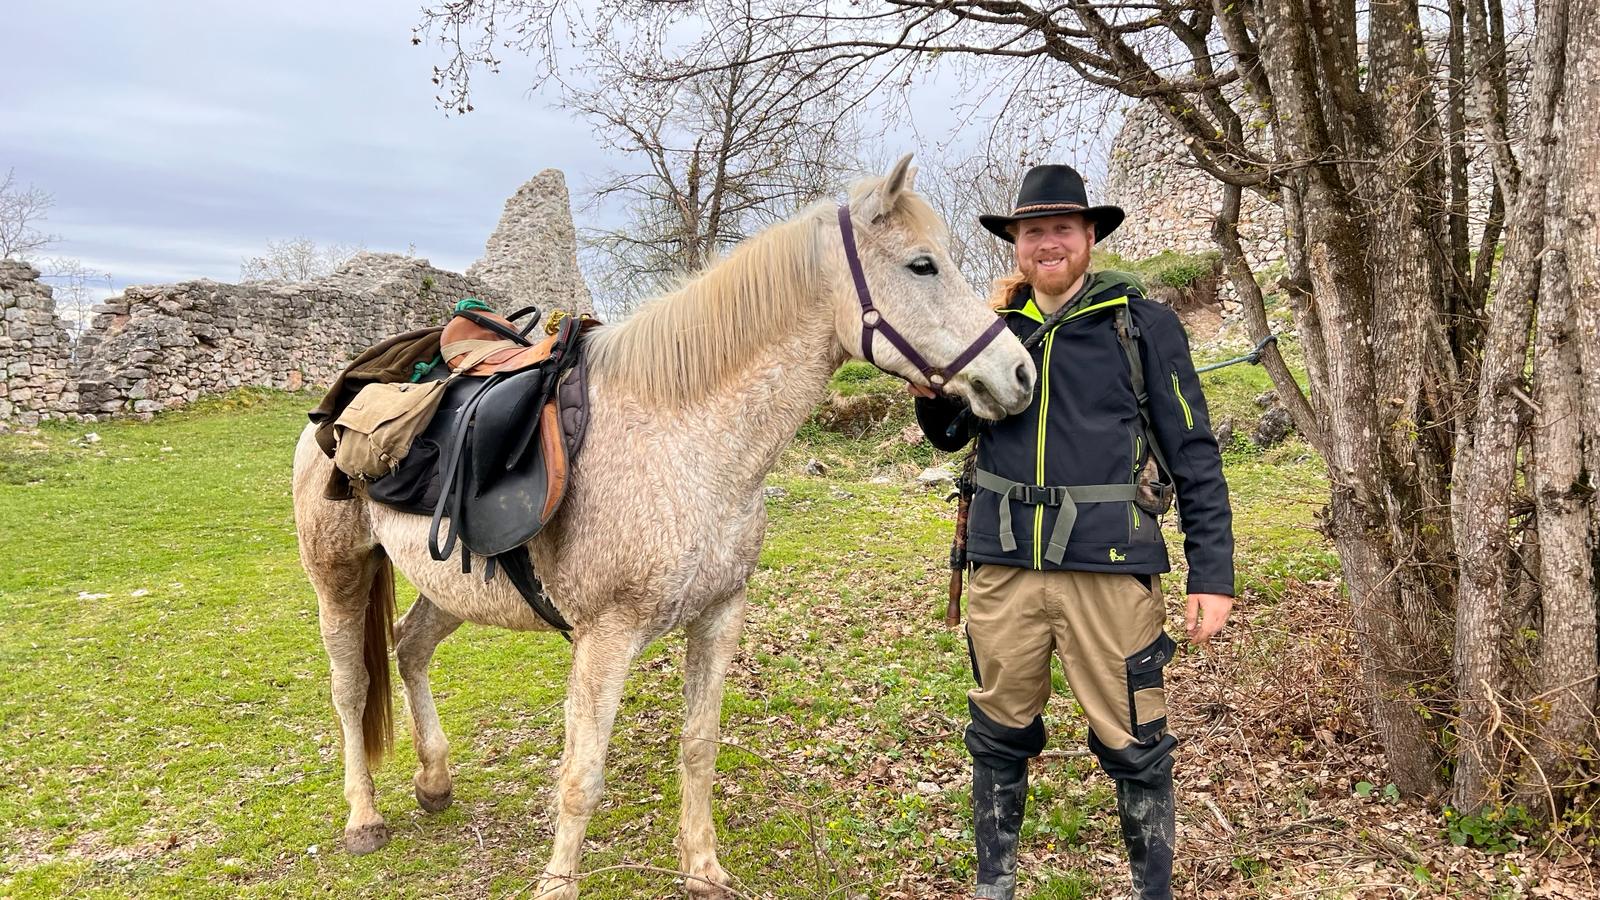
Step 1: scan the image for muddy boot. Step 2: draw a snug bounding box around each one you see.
[1116,773,1175,900]
[973,758,1028,900]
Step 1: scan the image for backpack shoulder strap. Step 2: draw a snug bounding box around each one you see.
[1115,305,1173,479]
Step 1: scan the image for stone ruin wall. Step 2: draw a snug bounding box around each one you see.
[0,260,76,424]
[70,256,503,421]
[0,169,589,427]
[469,169,593,319]
[1100,104,1287,271]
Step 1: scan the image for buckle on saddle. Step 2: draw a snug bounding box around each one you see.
[1010,484,1066,506]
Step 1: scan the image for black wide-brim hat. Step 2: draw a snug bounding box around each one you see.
[979,164,1125,243]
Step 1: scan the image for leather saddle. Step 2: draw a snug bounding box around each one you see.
[365,306,595,632]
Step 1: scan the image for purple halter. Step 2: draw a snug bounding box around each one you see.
[838,204,1009,393]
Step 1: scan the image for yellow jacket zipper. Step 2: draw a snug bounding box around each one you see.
[1033,329,1058,569]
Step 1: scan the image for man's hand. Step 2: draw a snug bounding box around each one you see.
[905,382,938,399]
[1184,593,1234,645]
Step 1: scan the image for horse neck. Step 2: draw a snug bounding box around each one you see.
[588,213,850,493]
[705,320,846,495]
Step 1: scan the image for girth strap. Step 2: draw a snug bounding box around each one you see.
[497,547,572,637]
[973,468,1139,564]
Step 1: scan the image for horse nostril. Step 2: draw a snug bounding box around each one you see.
[1015,363,1032,391]
[971,377,991,397]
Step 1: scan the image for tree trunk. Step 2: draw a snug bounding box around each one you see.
[1256,0,1447,795]
[1450,0,1570,811]
[1527,170,1596,799]
[1212,183,1323,453]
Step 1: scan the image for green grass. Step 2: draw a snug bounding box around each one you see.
[0,386,1338,898]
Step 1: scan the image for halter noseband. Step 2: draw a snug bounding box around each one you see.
[837,204,1009,393]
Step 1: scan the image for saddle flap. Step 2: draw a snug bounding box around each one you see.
[466,368,547,477]
[454,369,554,556]
[537,399,568,521]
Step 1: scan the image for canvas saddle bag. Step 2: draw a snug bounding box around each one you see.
[330,343,506,481]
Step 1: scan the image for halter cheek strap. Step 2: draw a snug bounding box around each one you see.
[837,204,1009,392]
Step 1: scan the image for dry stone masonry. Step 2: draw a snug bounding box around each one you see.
[0,174,590,426]
[468,169,593,319]
[1101,101,1286,270]
[0,260,77,427]
[71,255,501,420]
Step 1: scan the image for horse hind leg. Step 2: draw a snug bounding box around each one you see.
[537,622,643,900]
[294,425,396,854]
[311,548,397,855]
[394,593,462,813]
[677,593,745,896]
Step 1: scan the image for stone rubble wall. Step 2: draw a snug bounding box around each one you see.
[1101,104,1286,271]
[0,172,593,427]
[1101,40,1529,278]
[0,260,77,427]
[69,254,503,421]
[468,169,594,319]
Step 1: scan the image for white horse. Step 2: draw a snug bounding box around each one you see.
[291,156,1034,897]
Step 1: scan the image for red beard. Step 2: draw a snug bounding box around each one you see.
[1021,250,1091,298]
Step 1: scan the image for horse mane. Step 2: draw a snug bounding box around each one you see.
[587,175,947,410]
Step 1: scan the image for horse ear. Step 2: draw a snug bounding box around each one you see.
[872,154,916,221]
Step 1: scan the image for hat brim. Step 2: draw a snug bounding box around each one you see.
[980,205,1125,244]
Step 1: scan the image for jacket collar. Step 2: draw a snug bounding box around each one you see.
[997,271,1143,325]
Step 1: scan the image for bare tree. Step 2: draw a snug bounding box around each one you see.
[918,149,1034,293]
[561,19,863,313]
[239,237,363,283]
[424,0,1600,816]
[0,168,60,260]
[38,258,113,354]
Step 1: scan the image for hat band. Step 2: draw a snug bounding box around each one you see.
[1011,202,1087,215]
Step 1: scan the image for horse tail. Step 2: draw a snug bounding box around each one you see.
[361,549,397,768]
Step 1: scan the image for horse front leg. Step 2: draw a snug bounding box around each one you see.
[393,594,462,812]
[537,623,642,900]
[677,592,745,895]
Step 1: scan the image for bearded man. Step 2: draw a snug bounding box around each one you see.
[913,164,1236,899]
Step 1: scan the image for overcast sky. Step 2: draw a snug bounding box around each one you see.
[3,1,610,293]
[4,2,1113,299]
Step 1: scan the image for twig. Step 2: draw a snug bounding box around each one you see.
[1276,882,1415,898]
[1507,383,1542,414]
[1479,678,1560,824]
[1202,795,1235,835]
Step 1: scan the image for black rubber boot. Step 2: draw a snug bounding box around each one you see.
[973,758,1028,900]
[1116,772,1175,900]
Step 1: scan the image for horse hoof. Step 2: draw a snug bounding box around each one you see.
[684,861,731,896]
[344,822,391,855]
[534,877,578,900]
[416,784,453,813]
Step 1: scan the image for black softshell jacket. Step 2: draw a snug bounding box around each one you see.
[917,275,1235,596]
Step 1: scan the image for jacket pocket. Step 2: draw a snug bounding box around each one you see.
[1125,632,1176,743]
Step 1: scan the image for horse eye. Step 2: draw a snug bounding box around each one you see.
[907,256,938,276]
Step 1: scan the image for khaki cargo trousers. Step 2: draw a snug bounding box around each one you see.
[964,564,1177,779]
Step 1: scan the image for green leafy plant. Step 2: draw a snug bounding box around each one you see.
[1443,804,1535,853]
